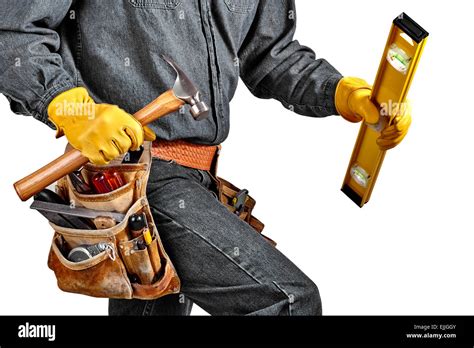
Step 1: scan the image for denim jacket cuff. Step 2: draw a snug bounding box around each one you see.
[36,82,78,127]
[323,74,343,116]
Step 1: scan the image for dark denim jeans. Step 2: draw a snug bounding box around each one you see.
[109,159,322,316]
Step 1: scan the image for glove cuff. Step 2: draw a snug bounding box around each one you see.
[335,77,372,123]
[47,87,94,138]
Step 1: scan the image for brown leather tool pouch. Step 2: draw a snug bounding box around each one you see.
[214,176,276,247]
[48,142,180,299]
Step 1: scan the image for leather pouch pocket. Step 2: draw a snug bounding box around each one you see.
[215,176,276,247]
[48,199,180,299]
[48,229,132,299]
[57,143,152,214]
[119,235,157,285]
[67,178,135,214]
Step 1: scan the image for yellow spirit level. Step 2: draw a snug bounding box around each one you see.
[341,13,429,207]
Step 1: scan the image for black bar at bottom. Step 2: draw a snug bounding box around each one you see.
[0,316,473,346]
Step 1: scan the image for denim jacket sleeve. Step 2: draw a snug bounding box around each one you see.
[238,0,343,117]
[0,0,76,126]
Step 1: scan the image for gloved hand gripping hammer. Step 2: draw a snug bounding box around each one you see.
[14,56,209,201]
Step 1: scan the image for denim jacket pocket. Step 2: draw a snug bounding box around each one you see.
[224,0,256,14]
[128,0,181,10]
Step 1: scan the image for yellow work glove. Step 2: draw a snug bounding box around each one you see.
[377,103,412,151]
[48,87,155,165]
[335,77,411,150]
[335,77,380,124]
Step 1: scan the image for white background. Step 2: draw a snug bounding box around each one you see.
[0,0,472,315]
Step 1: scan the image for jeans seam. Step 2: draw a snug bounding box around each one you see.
[150,206,264,286]
[142,300,155,316]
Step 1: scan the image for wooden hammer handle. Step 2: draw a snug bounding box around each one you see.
[14,89,184,201]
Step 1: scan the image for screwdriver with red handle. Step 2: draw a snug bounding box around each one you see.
[91,170,125,194]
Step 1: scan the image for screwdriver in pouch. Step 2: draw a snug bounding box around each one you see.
[91,170,125,194]
[69,170,92,194]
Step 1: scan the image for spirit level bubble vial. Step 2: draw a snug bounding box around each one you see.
[341,13,429,207]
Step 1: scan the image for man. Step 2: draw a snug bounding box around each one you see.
[0,0,409,315]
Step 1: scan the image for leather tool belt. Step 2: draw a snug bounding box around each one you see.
[151,139,218,171]
[152,139,276,246]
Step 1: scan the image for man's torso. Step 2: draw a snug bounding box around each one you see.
[60,0,260,144]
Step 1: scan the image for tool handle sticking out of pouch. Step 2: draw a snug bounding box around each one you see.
[232,189,249,216]
[129,212,153,247]
[69,170,92,194]
[122,146,144,164]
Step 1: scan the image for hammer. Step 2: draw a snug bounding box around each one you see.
[14,56,209,201]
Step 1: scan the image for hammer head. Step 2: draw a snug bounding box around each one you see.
[162,55,210,121]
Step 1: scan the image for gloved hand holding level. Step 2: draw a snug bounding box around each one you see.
[335,77,411,150]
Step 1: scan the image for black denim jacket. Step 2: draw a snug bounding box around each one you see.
[0,0,342,144]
